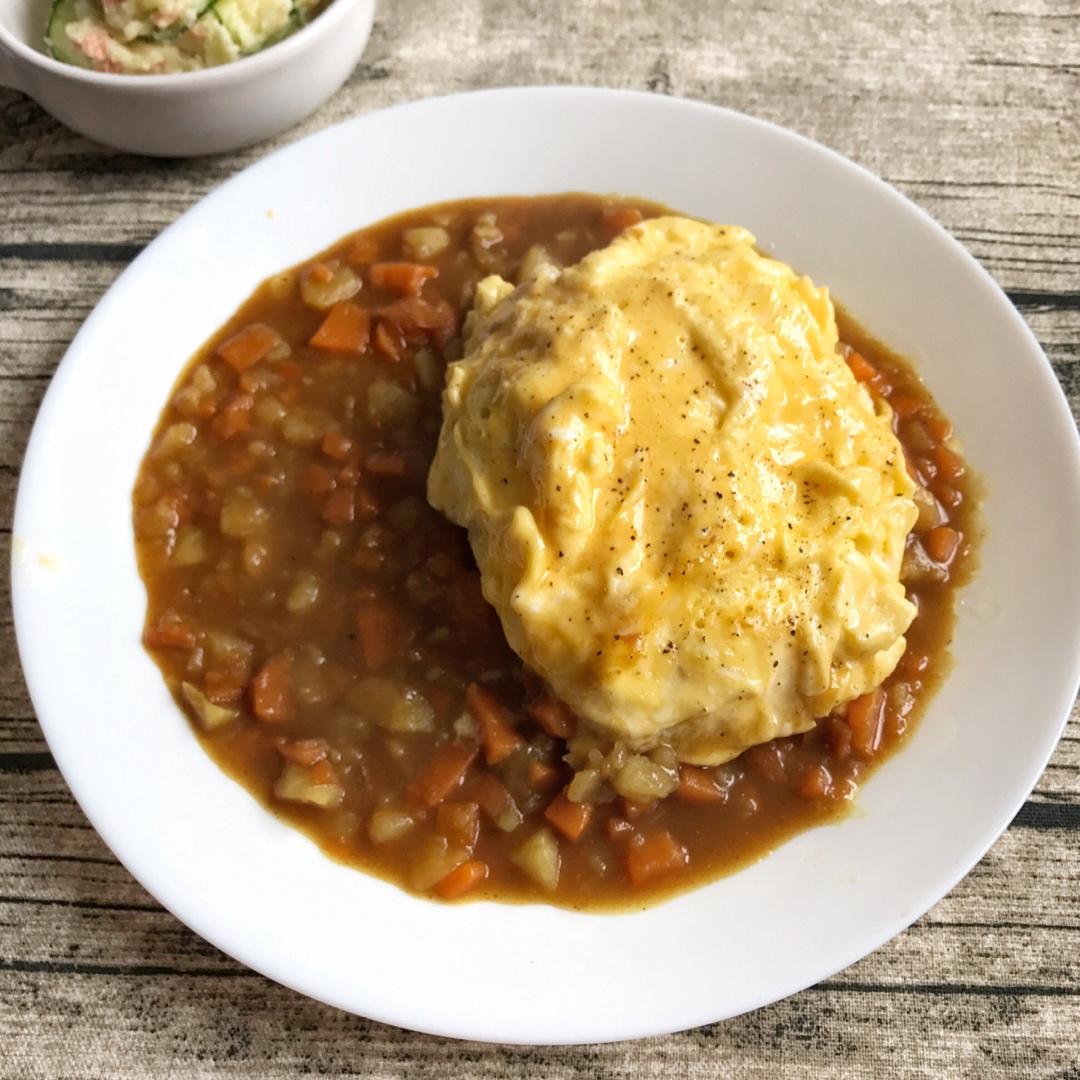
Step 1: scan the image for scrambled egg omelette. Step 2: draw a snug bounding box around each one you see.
[428,217,918,764]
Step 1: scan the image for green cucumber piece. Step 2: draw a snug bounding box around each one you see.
[45,0,92,67]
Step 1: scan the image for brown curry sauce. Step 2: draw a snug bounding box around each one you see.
[133,195,978,909]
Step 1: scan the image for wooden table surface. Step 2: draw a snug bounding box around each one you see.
[1,1,1078,1075]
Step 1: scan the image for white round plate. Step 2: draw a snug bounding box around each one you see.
[12,88,1080,1045]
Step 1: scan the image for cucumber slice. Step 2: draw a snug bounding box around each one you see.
[145,0,218,44]
[45,0,92,67]
[213,0,292,54]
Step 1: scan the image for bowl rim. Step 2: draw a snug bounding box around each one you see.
[11,86,1080,1044]
[0,0,371,89]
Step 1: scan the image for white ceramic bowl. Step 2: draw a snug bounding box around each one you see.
[0,0,374,156]
[12,88,1080,1044]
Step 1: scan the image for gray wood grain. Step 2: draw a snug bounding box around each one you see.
[1,0,1078,1075]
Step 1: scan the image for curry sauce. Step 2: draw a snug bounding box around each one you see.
[133,194,979,909]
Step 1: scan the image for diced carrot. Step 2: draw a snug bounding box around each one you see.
[600,205,644,239]
[425,684,457,720]
[250,652,292,723]
[365,450,408,479]
[377,298,457,348]
[303,462,337,496]
[846,351,879,384]
[309,302,371,354]
[347,234,379,266]
[143,613,196,650]
[333,461,358,488]
[321,430,355,461]
[210,393,254,441]
[466,683,524,764]
[406,742,479,808]
[277,360,303,382]
[933,445,966,484]
[622,798,655,822]
[216,324,280,372]
[746,742,787,784]
[448,572,495,629]
[527,760,561,791]
[925,414,953,443]
[822,716,853,759]
[795,763,833,799]
[926,525,961,565]
[436,859,489,900]
[472,770,518,825]
[898,649,930,677]
[626,829,689,885]
[274,737,329,766]
[278,383,300,407]
[372,319,407,362]
[889,393,925,421]
[204,671,244,705]
[356,601,411,669]
[847,687,885,758]
[435,801,481,850]
[526,698,576,739]
[368,262,439,297]
[675,765,726,805]
[544,791,593,841]
[322,488,354,525]
[936,484,963,511]
[355,485,380,519]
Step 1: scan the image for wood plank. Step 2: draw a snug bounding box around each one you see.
[0,0,1078,1072]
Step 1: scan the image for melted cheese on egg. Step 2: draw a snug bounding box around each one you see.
[428,217,918,764]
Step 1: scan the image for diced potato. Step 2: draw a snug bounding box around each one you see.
[413,347,443,392]
[174,365,217,416]
[316,530,343,559]
[171,526,207,566]
[613,754,678,801]
[368,807,417,844]
[387,497,426,532]
[516,244,556,283]
[255,396,287,425]
[203,630,255,677]
[220,495,268,537]
[405,570,441,605]
[136,498,179,539]
[367,380,419,428]
[912,484,947,531]
[566,767,605,804]
[281,408,327,446]
[409,834,468,890]
[402,226,450,259]
[511,828,561,890]
[901,538,948,586]
[242,540,269,575]
[347,677,435,733]
[299,262,362,310]
[181,681,238,731]
[156,422,197,457]
[452,711,478,741]
[286,572,321,614]
[273,762,345,809]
